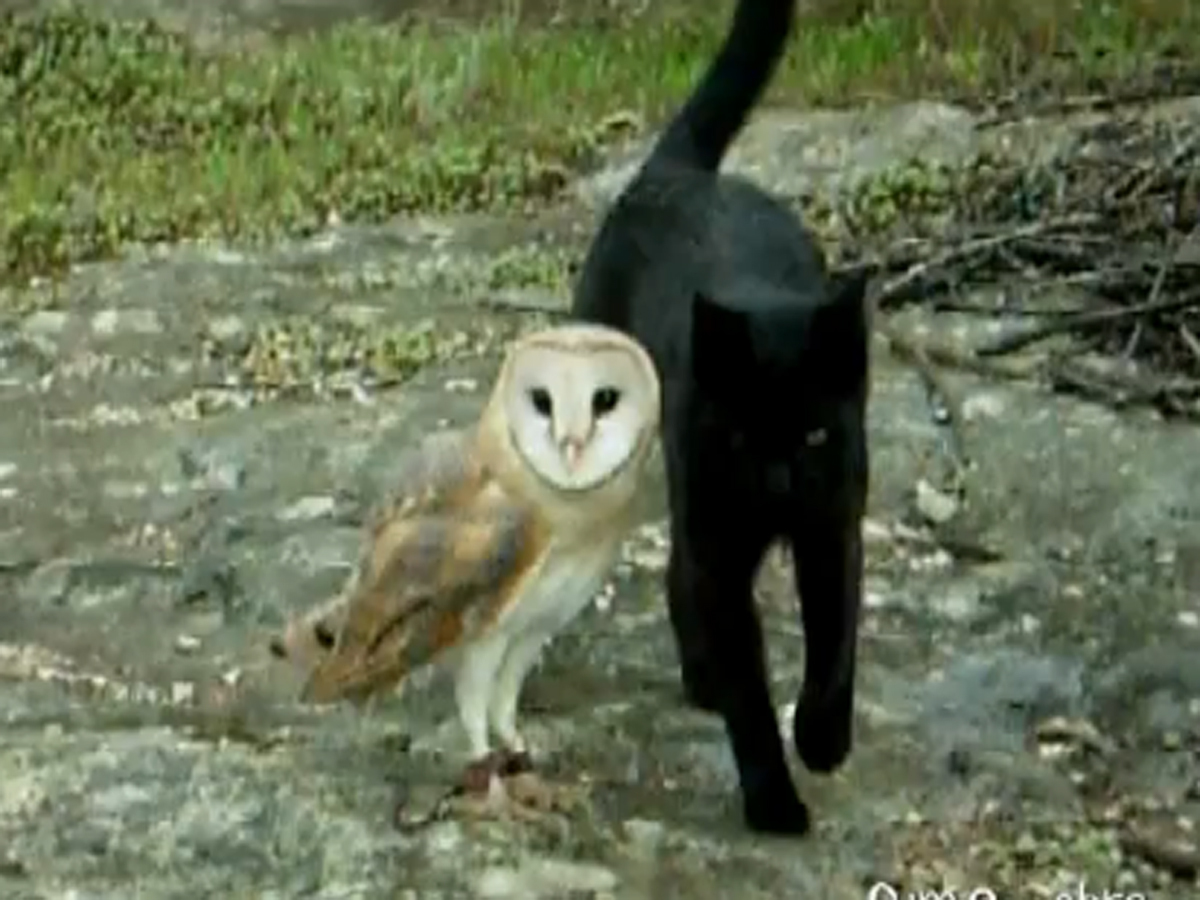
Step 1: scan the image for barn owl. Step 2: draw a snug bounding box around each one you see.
[270,323,661,815]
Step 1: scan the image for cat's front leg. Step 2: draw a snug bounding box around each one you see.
[789,506,863,774]
[668,530,810,835]
[666,540,721,712]
[662,447,724,712]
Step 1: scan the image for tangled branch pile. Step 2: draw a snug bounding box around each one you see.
[855,115,1200,419]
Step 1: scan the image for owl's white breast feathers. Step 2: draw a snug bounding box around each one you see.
[490,531,623,638]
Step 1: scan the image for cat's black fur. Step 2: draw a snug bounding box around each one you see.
[571,0,871,835]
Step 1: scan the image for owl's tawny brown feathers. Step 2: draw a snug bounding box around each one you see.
[277,323,661,779]
[299,438,551,704]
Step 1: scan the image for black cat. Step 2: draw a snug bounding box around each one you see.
[571,0,871,836]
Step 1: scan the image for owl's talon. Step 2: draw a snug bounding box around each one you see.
[441,770,523,822]
[497,748,535,777]
[457,747,534,791]
[459,748,527,795]
[436,766,585,823]
[459,755,499,795]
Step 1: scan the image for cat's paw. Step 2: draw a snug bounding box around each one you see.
[792,694,852,774]
[742,784,811,836]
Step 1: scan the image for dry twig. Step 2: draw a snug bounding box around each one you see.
[840,115,1200,419]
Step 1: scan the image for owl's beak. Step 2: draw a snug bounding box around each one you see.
[560,437,584,470]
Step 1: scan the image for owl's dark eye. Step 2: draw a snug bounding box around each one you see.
[314,623,336,649]
[592,387,621,417]
[529,387,553,417]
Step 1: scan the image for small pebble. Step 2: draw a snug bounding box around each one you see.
[174,634,201,654]
[864,589,890,609]
[206,315,246,341]
[1014,831,1038,859]
[276,495,336,522]
[914,478,959,524]
[170,681,195,705]
[1115,869,1140,889]
[961,391,1006,422]
[593,581,616,613]
[22,310,70,337]
[91,308,162,336]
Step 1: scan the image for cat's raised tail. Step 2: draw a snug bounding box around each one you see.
[649,0,796,173]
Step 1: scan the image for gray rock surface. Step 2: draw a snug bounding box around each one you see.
[3,10,1200,898]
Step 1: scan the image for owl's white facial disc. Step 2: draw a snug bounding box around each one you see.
[503,335,657,493]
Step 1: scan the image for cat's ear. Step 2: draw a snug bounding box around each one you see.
[814,267,872,384]
[818,267,870,341]
[691,292,753,388]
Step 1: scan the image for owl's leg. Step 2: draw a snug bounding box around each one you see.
[486,629,587,816]
[488,629,552,772]
[668,521,811,836]
[429,635,576,824]
[452,635,512,796]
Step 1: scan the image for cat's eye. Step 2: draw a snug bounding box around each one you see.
[805,428,828,447]
[592,387,621,417]
[529,387,553,417]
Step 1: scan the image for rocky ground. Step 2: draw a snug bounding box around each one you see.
[3,16,1200,900]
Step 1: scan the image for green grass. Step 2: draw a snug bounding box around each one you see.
[1,0,1196,285]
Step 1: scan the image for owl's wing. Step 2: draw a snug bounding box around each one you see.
[365,426,488,525]
[269,427,487,667]
[300,487,549,705]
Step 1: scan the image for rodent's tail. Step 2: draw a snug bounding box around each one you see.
[649,0,796,172]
